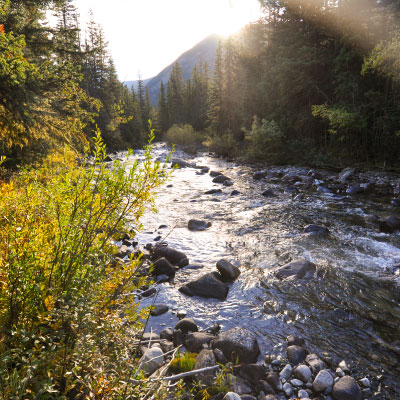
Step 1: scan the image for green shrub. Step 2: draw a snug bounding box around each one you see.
[0,127,172,398]
[169,352,197,373]
[245,117,284,161]
[165,124,204,146]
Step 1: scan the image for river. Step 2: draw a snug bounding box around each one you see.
[117,143,400,396]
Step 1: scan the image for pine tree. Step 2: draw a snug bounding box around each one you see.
[157,81,169,133]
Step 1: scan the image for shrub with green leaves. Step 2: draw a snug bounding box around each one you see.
[0,127,172,398]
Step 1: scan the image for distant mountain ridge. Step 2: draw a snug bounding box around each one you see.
[124,34,220,104]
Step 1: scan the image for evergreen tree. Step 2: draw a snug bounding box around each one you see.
[157,81,169,133]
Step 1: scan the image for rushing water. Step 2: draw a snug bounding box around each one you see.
[118,143,400,395]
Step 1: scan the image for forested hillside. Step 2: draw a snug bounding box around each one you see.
[0,0,148,162]
[159,0,400,166]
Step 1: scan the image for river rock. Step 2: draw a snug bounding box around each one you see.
[283,382,293,396]
[391,198,400,207]
[393,182,400,196]
[346,184,364,194]
[171,158,192,168]
[185,332,214,353]
[294,364,312,382]
[231,190,240,196]
[210,170,223,177]
[142,332,160,343]
[150,304,169,316]
[262,188,275,197]
[379,215,400,233]
[152,246,189,267]
[216,259,241,282]
[266,372,283,392]
[298,389,310,398]
[175,318,198,333]
[211,327,260,364]
[304,224,329,237]
[239,364,267,384]
[139,347,164,375]
[280,363,293,380]
[317,186,332,194]
[332,376,362,400]
[195,349,217,386]
[188,219,212,231]
[151,257,175,277]
[213,175,231,184]
[223,180,233,187]
[160,327,173,341]
[223,393,241,400]
[313,370,334,392]
[253,171,266,180]
[275,259,316,280]
[141,287,156,298]
[306,354,327,374]
[287,345,308,364]
[339,168,355,183]
[179,272,229,300]
[205,188,222,194]
[287,335,305,347]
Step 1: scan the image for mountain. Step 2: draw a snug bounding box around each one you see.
[124,77,153,91]
[124,34,220,104]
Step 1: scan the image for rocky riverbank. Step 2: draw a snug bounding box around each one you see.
[111,145,400,398]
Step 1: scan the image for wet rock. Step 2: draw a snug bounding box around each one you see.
[359,377,371,388]
[185,332,214,353]
[275,259,316,280]
[171,158,192,168]
[262,188,275,197]
[173,329,185,347]
[253,171,266,180]
[155,274,169,283]
[216,259,241,282]
[175,318,198,334]
[266,372,283,392]
[338,360,350,373]
[223,180,234,187]
[195,349,217,386]
[379,215,400,233]
[306,354,327,375]
[179,272,229,300]
[152,257,175,277]
[141,287,157,298]
[294,193,305,201]
[160,339,174,353]
[285,185,297,194]
[313,370,334,392]
[153,235,161,242]
[332,376,362,400]
[287,335,305,347]
[231,190,240,196]
[346,184,364,195]
[304,224,329,237]
[115,245,132,258]
[280,363,293,380]
[210,171,223,177]
[335,368,345,377]
[283,382,293,396]
[213,175,231,184]
[205,188,222,194]
[177,309,187,319]
[294,364,312,382]
[287,345,307,364]
[152,246,189,267]
[239,364,267,384]
[258,380,275,395]
[364,213,379,227]
[211,327,260,364]
[298,389,309,398]
[290,379,303,386]
[393,182,400,196]
[188,219,212,231]
[139,347,164,375]
[223,393,241,400]
[213,348,228,364]
[150,304,169,316]
[160,327,173,341]
[339,168,355,183]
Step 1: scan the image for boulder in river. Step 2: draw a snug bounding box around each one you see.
[188,219,212,231]
[139,347,164,375]
[379,215,400,233]
[179,272,229,300]
[205,188,222,194]
[346,183,364,195]
[262,188,275,197]
[332,376,362,400]
[210,170,223,177]
[151,257,175,277]
[253,171,266,180]
[171,158,193,168]
[185,332,214,353]
[339,167,355,183]
[213,175,231,184]
[287,345,308,364]
[216,259,241,282]
[175,318,198,333]
[304,224,329,237]
[313,369,334,392]
[151,245,189,267]
[275,258,316,280]
[211,327,259,364]
[150,304,169,316]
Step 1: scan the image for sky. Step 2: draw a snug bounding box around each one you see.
[72,0,263,81]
